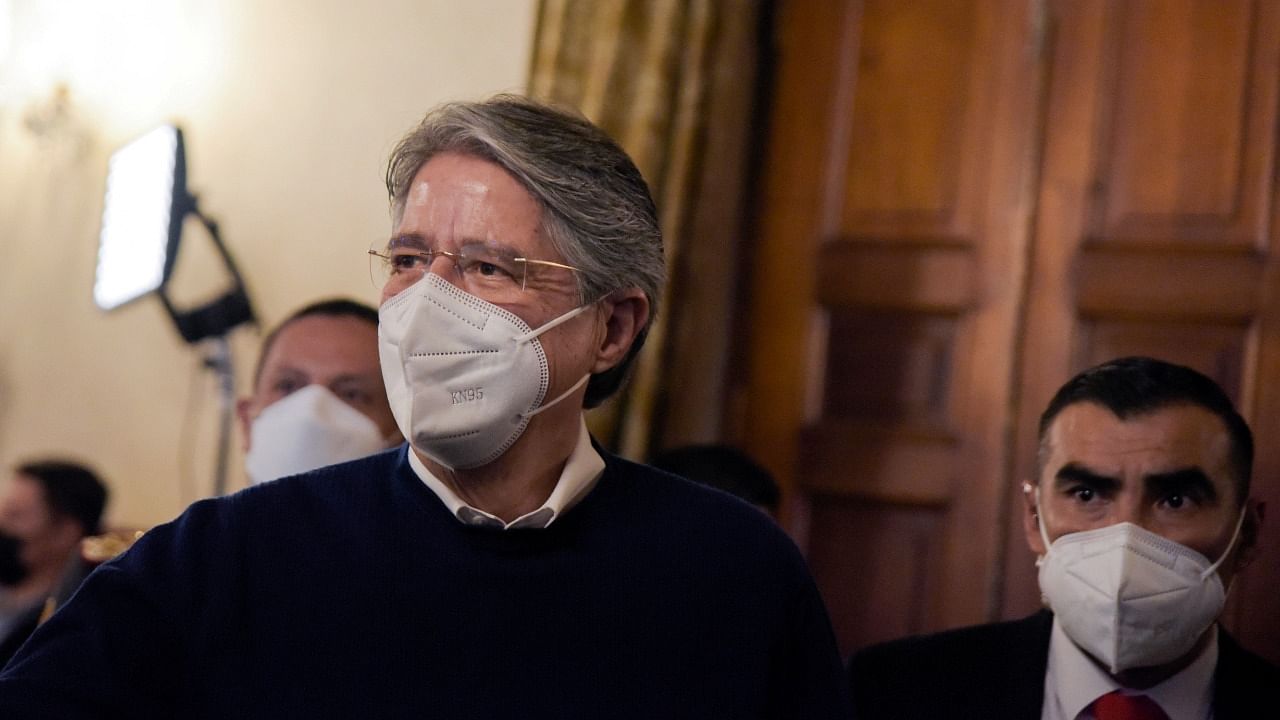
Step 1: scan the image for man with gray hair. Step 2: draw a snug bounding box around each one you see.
[0,95,850,717]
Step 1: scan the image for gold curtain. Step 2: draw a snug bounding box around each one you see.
[528,0,764,460]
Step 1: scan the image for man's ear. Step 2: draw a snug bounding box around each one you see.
[591,288,650,374]
[1021,480,1047,556]
[235,398,255,453]
[1233,498,1265,573]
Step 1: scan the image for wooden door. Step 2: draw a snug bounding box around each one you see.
[740,0,1044,653]
[741,0,1280,665]
[999,0,1280,664]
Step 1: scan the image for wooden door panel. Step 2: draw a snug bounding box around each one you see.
[817,243,976,312]
[744,0,1041,654]
[1000,0,1280,665]
[1102,0,1263,237]
[802,423,957,505]
[840,0,979,228]
[1076,319,1249,403]
[748,0,1280,667]
[1076,248,1263,319]
[740,0,854,508]
[815,0,1039,645]
[806,498,945,650]
[824,312,956,425]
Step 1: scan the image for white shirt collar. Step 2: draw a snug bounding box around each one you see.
[407,416,604,530]
[1044,616,1217,720]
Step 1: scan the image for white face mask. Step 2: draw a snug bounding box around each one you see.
[378,272,591,470]
[244,384,390,485]
[1035,490,1247,673]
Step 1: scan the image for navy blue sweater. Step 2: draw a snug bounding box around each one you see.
[0,446,850,718]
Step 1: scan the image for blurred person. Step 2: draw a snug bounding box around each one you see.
[848,357,1278,719]
[237,298,401,485]
[0,95,849,717]
[0,460,107,667]
[649,443,781,517]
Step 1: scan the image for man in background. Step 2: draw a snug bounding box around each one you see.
[649,443,781,518]
[848,357,1278,719]
[0,460,107,666]
[237,298,400,485]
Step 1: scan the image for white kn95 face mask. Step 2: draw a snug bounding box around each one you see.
[1034,491,1246,674]
[245,384,390,484]
[378,272,591,471]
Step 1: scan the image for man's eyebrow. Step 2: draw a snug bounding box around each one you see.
[457,237,520,258]
[1053,463,1120,491]
[257,365,307,392]
[330,373,380,387]
[264,364,306,380]
[388,234,429,250]
[1145,468,1218,501]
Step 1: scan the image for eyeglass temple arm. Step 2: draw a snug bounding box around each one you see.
[516,257,579,272]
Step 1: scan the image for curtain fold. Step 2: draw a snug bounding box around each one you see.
[528,0,764,459]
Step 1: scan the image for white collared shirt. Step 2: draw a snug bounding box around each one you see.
[1041,616,1217,720]
[407,416,604,530]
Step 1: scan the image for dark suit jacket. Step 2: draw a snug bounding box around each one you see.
[847,610,1279,719]
[0,604,41,670]
[0,558,93,670]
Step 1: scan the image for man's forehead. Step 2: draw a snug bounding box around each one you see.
[397,154,543,240]
[1,475,46,510]
[259,315,380,381]
[406,174,490,208]
[408,177,432,206]
[1042,401,1233,475]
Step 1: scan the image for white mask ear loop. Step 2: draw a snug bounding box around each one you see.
[1201,505,1249,581]
[1028,483,1053,568]
[521,374,590,419]
[514,303,592,343]
[511,301,594,419]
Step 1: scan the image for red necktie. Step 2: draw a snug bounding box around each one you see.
[1091,691,1170,720]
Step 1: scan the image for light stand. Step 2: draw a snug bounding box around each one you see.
[153,199,253,498]
[95,125,255,497]
[202,336,235,497]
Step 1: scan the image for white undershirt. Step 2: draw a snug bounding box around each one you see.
[407,416,604,530]
[1041,616,1217,720]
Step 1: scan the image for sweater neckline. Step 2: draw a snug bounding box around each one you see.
[388,444,619,551]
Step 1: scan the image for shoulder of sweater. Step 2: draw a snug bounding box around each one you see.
[234,446,404,504]
[598,452,772,521]
[594,451,803,561]
[143,447,409,542]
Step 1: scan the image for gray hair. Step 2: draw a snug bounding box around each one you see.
[385,94,666,408]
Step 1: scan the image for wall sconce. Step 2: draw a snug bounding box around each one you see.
[10,82,92,161]
[22,82,72,136]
